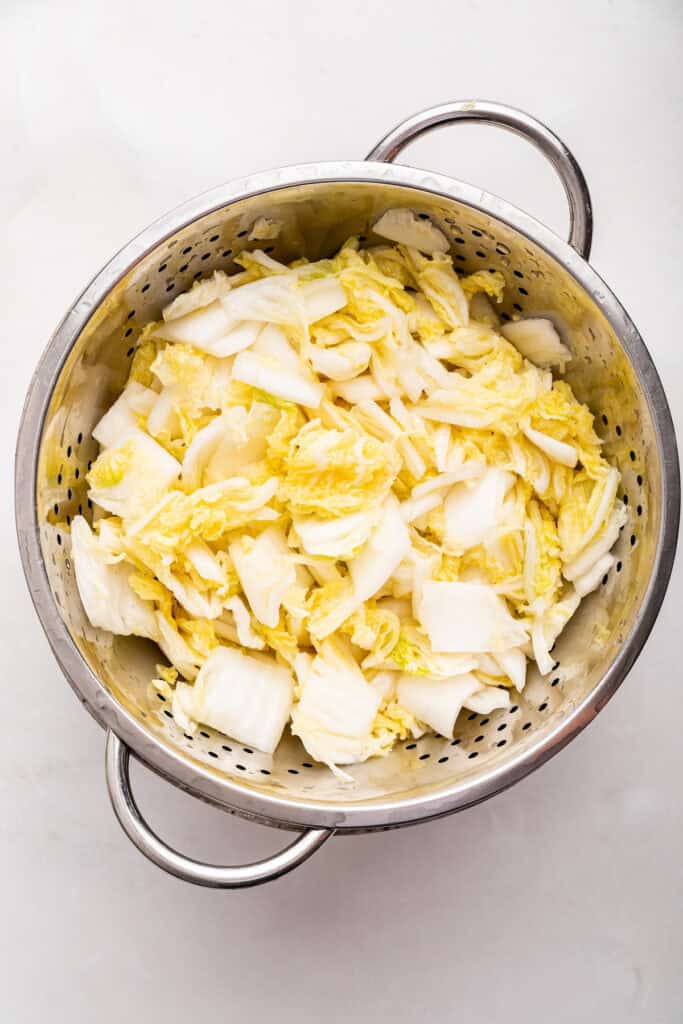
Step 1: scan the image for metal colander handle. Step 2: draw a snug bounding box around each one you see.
[105,732,333,888]
[366,99,594,259]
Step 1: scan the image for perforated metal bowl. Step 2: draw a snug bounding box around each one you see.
[16,101,679,888]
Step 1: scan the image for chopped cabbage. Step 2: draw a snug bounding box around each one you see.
[146,387,181,442]
[185,540,227,584]
[308,341,372,381]
[396,672,482,737]
[219,275,305,332]
[173,645,293,753]
[401,247,469,328]
[229,525,296,628]
[492,647,527,691]
[501,317,572,369]
[74,237,622,774]
[341,602,400,669]
[182,403,278,491]
[127,475,279,555]
[157,613,204,681]
[562,504,627,580]
[333,375,387,403]
[368,670,399,702]
[154,303,261,358]
[574,553,615,597]
[388,623,478,679]
[87,430,181,520]
[558,466,620,563]
[460,270,506,303]
[290,641,381,768]
[349,496,411,604]
[281,419,400,518]
[300,278,347,322]
[372,209,449,253]
[469,291,500,327]
[523,423,578,468]
[531,588,581,674]
[443,468,513,553]
[523,499,562,606]
[418,360,547,430]
[463,686,511,714]
[418,580,528,653]
[306,496,410,639]
[163,270,232,321]
[293,507,380,559]
[93,382,157,449]
[71,517,158,639]
[232,325,324,407]
[408,293,449,343]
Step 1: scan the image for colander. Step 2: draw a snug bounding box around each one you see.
[16,101,680,889]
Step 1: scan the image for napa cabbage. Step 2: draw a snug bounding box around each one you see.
[75,235,621,774]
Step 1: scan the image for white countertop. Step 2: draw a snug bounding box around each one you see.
[3,0,682,1020]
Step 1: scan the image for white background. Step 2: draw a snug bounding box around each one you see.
[2,1,682,1020]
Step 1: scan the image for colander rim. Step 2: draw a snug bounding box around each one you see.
[15,160,680,831]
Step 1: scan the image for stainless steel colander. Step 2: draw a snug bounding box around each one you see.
[16,101,680,888]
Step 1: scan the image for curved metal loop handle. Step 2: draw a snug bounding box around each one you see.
[366,100,593,260]
[105,731,333,888]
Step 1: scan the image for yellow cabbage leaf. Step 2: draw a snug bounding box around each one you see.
[281,419,400,518]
